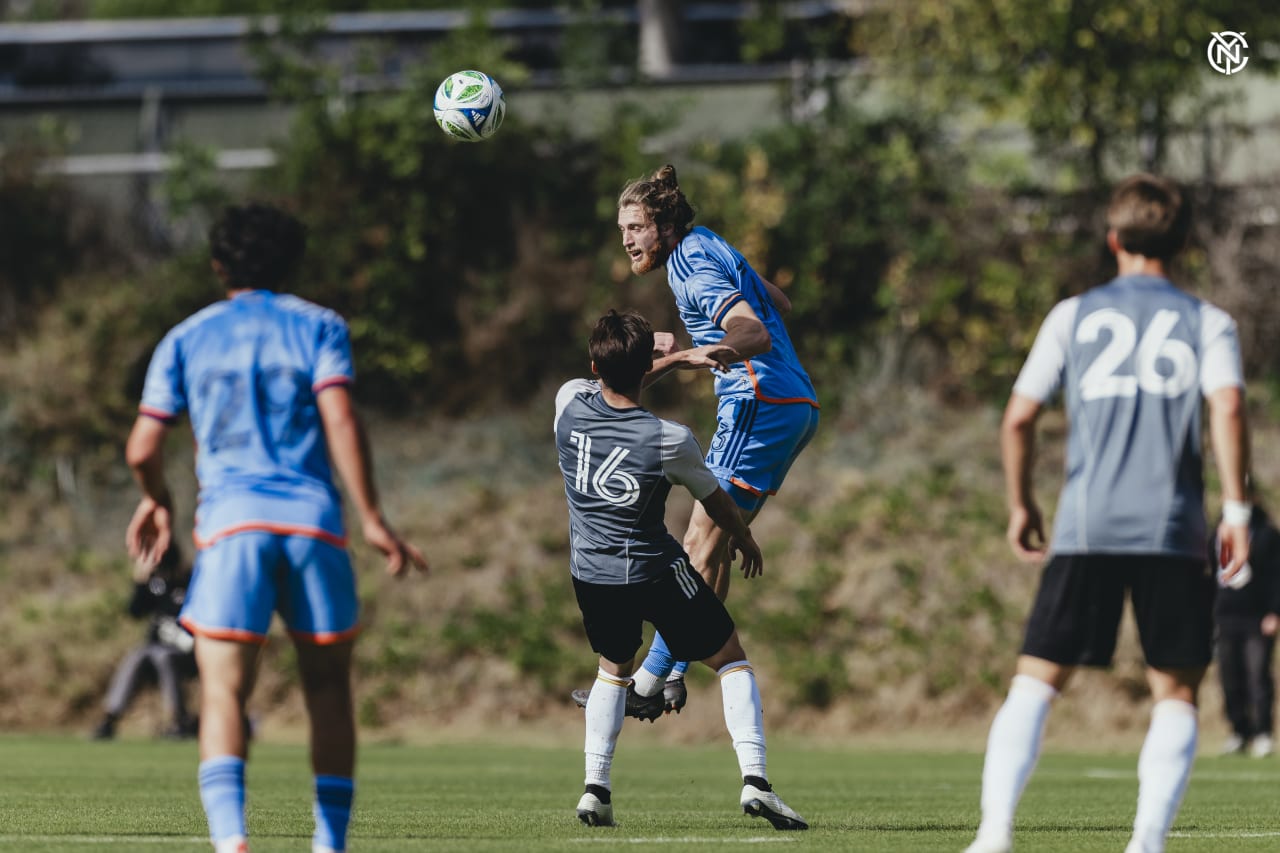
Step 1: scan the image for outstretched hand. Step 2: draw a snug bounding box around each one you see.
[728,532,764,579]
[126,496,173,570]
[362,516,429,578]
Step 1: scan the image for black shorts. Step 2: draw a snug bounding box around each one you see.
[573,561,736,665]
[1021,554,1215,669]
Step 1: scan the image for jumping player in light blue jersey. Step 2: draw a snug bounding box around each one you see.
[613,164,819,713]
[125,203,427,853]
[965,175,1251,853]
[557,310,806,831]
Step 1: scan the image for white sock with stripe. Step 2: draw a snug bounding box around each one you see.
[719,660,767,780]
[1130,699,1198,853]
[976,674,1057,841]
[584,669,629,789]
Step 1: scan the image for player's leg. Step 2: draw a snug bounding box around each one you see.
[571,577,650,827]
[1243,631,1275,755]
[181,533,279,853]
[294,639,356,853]
[969,555,1122,853]
[150,646,193,736]
[1216,627,1250,751]
[1126,556,1215,853]
[195,636,262,853]
[281,536,361,853]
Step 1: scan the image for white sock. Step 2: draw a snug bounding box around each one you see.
[1131,699,1198,853]
[719,660,767,780]
[976,674,1058,840]
[632,668,664,698]
[584,669,628,789]
[214,837,247,853]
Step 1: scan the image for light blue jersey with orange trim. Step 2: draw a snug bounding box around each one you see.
[666,226,817,406]
[139,290,353,547]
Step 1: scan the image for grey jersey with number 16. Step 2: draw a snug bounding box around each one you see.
[554,379,721,585]
[1014,275,1243,558]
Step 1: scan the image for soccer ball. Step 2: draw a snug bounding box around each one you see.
[433,70,505,142]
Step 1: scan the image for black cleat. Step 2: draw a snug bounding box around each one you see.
[570,686,665,722]
[663,676,688,713]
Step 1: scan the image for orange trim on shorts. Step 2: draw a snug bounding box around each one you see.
[728,476,777,497]
[180,616,268,646]
[195,522,348,550]
[139,405,178,423]
[743,361,820,407]
[288,625,362,645]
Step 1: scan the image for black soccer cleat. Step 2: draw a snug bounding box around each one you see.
[663,676,688,713]
[570,685,665,723]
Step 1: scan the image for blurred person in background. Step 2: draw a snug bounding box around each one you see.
[92,544,197,740]
[125,202,427,853]
[966,174,1250,853]
[1211,496,1280,758]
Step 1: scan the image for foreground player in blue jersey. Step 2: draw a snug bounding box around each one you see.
[965,175,1251,853]
[556,310,806,831]
[125,204,427,853]
[577,164,819,716]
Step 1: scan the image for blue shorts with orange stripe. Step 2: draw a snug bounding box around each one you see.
[705,396,820,512]
[179,531,358,645]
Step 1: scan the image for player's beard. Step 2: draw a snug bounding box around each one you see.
[630,241,666,275]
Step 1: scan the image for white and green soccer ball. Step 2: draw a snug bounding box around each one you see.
[433,70,506,142]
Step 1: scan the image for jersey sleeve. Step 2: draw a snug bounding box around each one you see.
[1199,303,1244,396]
[659,419,720,500]
[313,313,355,393]
[553,379,599,433]
[683,250,744,328]
[138,329,186,423]
[1012,298,1078,403]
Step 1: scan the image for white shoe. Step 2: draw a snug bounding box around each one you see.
[576,791,615,827]
[740,783,808,830]
[1220,734,1246,755]
[964,832,1012,853]
[1250,734,1274,758]
[213,837,248,853]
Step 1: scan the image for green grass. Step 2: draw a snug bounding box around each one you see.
[3,735,1280,851]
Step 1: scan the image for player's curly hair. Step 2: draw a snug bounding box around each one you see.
[208,203,307,290]
[1106,174,1190,262]
[589,309,655,391]
[617,164,695,235]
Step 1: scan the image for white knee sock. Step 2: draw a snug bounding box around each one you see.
[719,661,767,780]
[584,669,629,789]
[632,668,664,698]
[1130,699,1198,853]
[977,674,1058,839]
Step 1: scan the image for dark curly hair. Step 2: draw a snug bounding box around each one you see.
[208,203,307,290]
[589,309,655,391]
[617,164,695,236]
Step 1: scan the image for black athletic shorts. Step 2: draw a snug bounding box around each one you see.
[572,561,736,665]
[1020,553,1215,669]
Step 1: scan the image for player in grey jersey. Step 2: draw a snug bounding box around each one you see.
[555,310,806,831]
[965,175,1251,853]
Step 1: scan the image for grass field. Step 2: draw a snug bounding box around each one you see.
[3,735,1280,851]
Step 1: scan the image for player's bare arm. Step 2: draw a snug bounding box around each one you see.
[760,277,791,316]
[642,346,736,389]
[317,385,428,578]
[124,415,174,568]
[653,332,679,357]
[718,301,772,360]
[1001,392,1046,562]
[698,487,763,578]
[1209,384,1250,580]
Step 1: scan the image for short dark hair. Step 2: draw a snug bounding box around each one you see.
[589,310,654,390]
[617,164,695,236]
[1106,174,1190,261]
[209,203,307,290]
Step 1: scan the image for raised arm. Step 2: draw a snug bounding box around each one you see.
[317,385,427,577]
[1001,392,1046,562]
[761,277,791,316]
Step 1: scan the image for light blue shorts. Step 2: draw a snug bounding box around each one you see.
[705,397,820,512]
[179,532,359,645]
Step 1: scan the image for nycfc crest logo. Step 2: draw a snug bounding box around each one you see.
[1207,32,1249,75]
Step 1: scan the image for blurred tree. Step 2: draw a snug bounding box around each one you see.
[864,0,1280,187]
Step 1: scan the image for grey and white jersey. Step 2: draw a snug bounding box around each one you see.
[554,379,721,585]
[1014,275,1243,558]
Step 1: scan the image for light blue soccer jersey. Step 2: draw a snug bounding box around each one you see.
[667,226,817,406]
[1014,275,1243,558]
[139,290,354,548]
